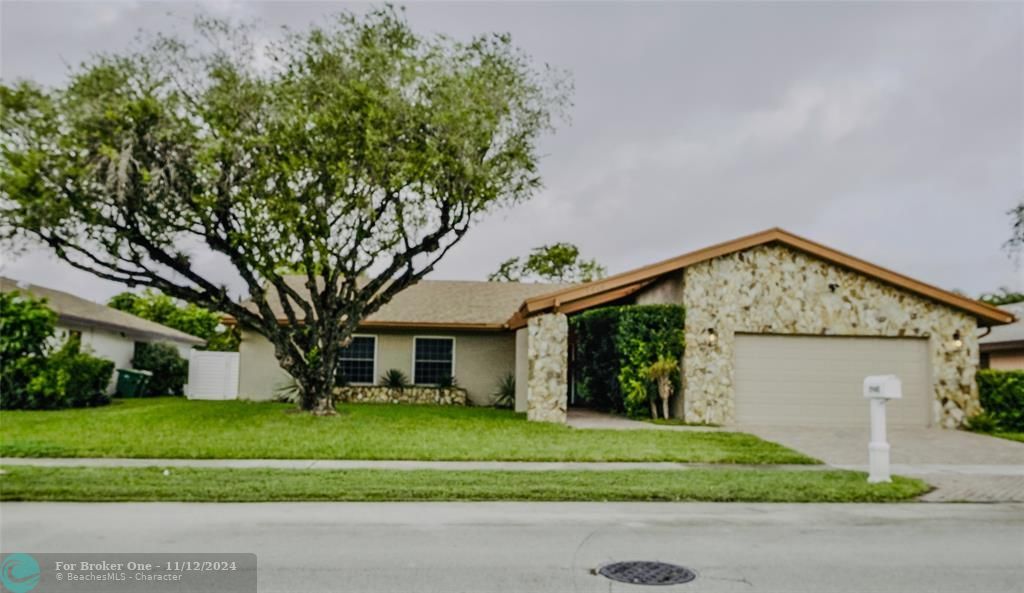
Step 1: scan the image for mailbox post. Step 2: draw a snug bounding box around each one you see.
[862,375,902,484]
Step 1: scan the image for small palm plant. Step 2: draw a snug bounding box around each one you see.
[646,355,679,420]
[493,372,516,408]
[380,369,410,390]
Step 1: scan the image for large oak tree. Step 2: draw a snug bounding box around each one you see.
[1,7,570,413]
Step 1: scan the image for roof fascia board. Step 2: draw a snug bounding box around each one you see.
[57,315,206,345]
[517,228,1013,326]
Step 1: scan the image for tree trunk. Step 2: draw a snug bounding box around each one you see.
[311,393,337,416]
[291,361,339,416]
[267,321,343,416]
[649,397,658,419]
[659,376,672,420]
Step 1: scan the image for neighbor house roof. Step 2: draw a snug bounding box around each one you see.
[230,277,575,330]
[979,303,1024,351]
[0,277,206,346]
[509,228,1014,328]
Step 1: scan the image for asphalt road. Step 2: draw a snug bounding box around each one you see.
[2,502,1022,593]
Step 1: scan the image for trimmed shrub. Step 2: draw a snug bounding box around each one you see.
[1,291,58,408]
[3,336,113,410]
[132,342,188,396]
[493,372,516,409]
[380,368,410,389]
[26,337,114,409]
[571,304,685,417]
[2,291,114,409]
[976,370,1024,432]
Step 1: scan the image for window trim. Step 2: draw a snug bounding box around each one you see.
[411,336,456,385]
[339,334,378,386]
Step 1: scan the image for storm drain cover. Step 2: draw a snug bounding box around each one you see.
[597,561,696,586]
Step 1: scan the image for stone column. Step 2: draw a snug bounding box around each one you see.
[526,313,568,423]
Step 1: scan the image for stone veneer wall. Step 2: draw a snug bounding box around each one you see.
[683,244,979,428]
[526,313,568,423]
[334,385,467,406]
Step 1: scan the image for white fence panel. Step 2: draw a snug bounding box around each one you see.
[186,350,240,400]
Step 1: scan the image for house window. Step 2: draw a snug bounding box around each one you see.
[413,337,454,385]
[338,336,377,385]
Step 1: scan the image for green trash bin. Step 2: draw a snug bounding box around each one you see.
[116,369,153,398]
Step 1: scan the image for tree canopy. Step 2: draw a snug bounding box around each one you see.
[108,290,239,351]
[1,7,570,412]
[489,242,605,283]
[979,287,1024,307]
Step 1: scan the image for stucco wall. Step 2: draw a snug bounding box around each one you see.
[634,271,685,305]
[237,328,515,405]
[515,327,528,412]
[986,350,1024,371]
[682,243,979,427]
[238,328,292,400]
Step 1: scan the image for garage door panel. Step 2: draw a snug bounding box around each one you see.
[733,335,930,427]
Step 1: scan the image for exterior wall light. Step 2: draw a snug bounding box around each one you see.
[951,330,963,350]
[705,328,717,345]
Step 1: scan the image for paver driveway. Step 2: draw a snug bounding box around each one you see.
[740,425,1024,502]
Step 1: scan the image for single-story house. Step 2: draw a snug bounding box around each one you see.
[0,277,206,392]
[979,302,1024,370]
[235,280,572,405]
[231,228,1013,429]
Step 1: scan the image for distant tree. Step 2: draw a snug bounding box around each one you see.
[979,287,1024,306]
[108,290,239,351]
[1,7,569,414]
[489,243,605,283]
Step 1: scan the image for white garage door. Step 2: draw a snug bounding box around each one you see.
[733,335,931,427]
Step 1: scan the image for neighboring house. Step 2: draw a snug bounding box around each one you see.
[979,302,1024,370]
[0,277,206,392]
[229,228,1013,429]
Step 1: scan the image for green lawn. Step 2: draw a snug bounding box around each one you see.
[0,398,815,464]
[0,466,926,502]
[985,431,1024,443]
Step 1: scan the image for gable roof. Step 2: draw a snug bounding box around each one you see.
[0,277,206,345]
[509,228,1014,328]
[233,277,575,330]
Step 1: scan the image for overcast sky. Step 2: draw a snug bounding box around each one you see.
[1,0,1022,303]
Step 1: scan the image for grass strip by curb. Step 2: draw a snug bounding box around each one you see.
[979,431,1024,444]
[0,398,817,464]
[0,466,928,503]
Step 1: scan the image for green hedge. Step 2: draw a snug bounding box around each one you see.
[1,292,113,410]
[571,304,685,417]
[976,370,1024,432]
[132,342,188,396]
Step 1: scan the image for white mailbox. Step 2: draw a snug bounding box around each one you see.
[863,374,902,484]
[863,375,902,400]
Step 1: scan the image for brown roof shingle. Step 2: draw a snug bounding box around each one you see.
[244,277,573,329]
[0,277,206,345]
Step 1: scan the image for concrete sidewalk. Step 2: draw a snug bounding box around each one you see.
[0,457,825,472]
